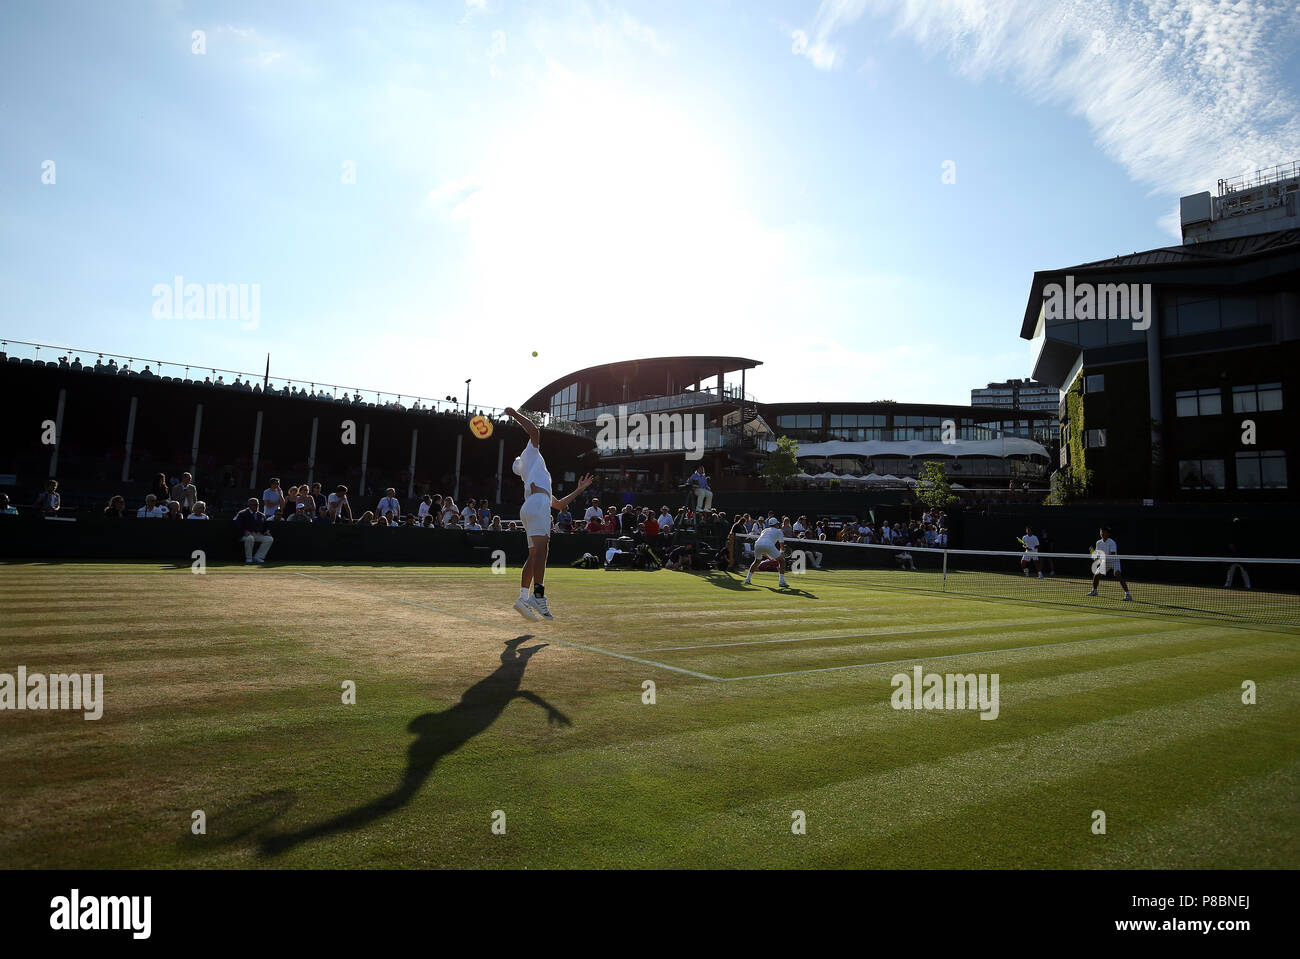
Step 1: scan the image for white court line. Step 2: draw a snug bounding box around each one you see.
[289,571,723,682]
[714,626,1225,682]
[635,616,1105,653]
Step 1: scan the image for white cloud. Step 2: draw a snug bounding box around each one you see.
[791,0,1300,203]
[791,0,869,70]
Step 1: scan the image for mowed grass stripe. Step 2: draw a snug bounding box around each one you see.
[1,562,1295,868]
[668,620,1220,679]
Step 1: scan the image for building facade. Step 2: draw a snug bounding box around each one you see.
[1020,175,1299,501]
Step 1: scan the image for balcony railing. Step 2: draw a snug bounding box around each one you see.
[572,384,754,423]
[1,337,515,420]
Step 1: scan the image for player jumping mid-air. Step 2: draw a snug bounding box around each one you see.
[504,407,593,621]
[1086,526,1133,601]
[745,523,789,588]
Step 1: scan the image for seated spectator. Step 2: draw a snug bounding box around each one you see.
[488,516,503,532]
[187,501,210,519]
[137,494,167,518]
[382,509,398,526]
[103,495,126,517]
[417,494,435,520]
[355,510,375,526]
[440,498,459,526]
[465,515,483,531]
[0,494,17,516]
[461,498,478,522]
[287,502,312,523]
[234,498,273,563]
[294,482,315,513]
[665,542,695,570]
[657,506,674,531]
[556,508,573,532]
[34,479,61,514]
[479,504,491,527]
[316,504,332,523]
[327,485,351,523]
[583,498,603,523]
[403,514,418,527]
[165,499,183,520]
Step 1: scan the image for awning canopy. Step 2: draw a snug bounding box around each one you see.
[793,438,1049,459]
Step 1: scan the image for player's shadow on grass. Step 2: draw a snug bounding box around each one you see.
[258,636,569,857]
[701,569,817,599]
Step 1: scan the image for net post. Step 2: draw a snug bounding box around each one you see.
[942,548,948,589]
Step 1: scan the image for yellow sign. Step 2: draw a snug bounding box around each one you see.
[469,414,493,439]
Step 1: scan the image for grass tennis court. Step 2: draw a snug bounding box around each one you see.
[2,561,1297,869]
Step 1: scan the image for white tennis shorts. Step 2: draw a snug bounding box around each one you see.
[1022,550,1038,562]
[756,541,782,561]
[519,491,552,538]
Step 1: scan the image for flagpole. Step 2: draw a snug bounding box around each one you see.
[264,353,269,390]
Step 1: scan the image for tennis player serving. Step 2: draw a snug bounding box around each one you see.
[504,407,593,621]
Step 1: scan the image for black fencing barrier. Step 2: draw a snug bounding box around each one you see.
[0,516,613,567]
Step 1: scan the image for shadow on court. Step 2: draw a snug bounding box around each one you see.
[258,636,569,857]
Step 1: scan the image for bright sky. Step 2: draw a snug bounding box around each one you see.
[2,0,1298,407]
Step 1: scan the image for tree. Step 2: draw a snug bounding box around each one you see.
[762,436,800,490]
[914,460,958,510]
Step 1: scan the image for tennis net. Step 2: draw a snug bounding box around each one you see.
[733,533,1299,627]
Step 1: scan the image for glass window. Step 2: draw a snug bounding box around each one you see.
[1175,388,1222,417]
[1236,451,1287,490]
[1230,383,1280,414]
[1179,458,1226,490]
[1084,429,1106,448]
[1085,374,1105,393]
